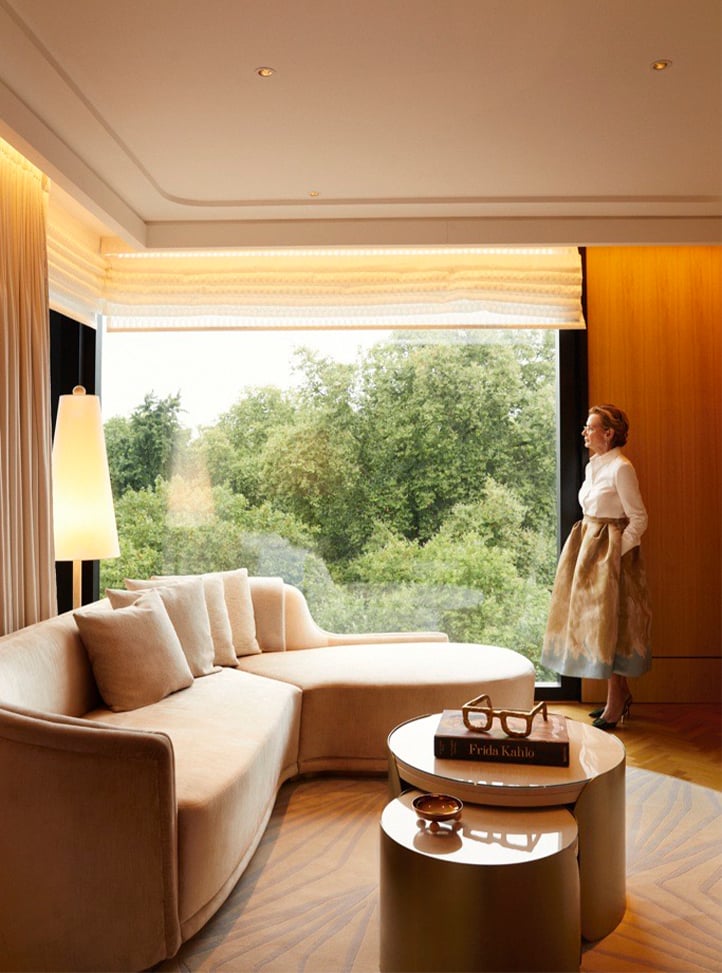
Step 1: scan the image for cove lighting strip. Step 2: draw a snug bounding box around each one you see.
[106,246,561,260]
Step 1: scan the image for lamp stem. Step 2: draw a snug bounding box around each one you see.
[72,559,82,610]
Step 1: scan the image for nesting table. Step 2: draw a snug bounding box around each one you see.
[384,713,626,962]
[380,789,581,972]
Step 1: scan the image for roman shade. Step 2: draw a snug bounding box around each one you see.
[41,191,585,332]
[100,246,585,331]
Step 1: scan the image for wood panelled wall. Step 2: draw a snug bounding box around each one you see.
[583,246,721,703]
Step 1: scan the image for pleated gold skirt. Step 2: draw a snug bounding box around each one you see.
[542,516,652,679]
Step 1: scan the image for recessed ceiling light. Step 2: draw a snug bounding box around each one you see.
[308,191,320,198]
[256,66,275,78]
[650,59,672,71]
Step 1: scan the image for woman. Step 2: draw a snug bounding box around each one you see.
[542,404,652,729]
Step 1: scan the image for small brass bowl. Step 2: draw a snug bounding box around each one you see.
[412,793,463,824]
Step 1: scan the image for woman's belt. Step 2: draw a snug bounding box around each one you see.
[583,515,629,528]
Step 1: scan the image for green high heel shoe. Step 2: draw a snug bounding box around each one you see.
[588,707,604,719]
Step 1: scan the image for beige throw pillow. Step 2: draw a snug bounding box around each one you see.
[216,568,261,657]
[107,578,219,677]
[126,575,238,667]
[154,567,261,658]
[74,590,193,712]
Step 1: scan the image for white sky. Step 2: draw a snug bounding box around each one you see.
[100,328,390,433]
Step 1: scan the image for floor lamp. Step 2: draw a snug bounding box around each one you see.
[52,385,120,610]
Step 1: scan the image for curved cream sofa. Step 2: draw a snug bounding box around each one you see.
[0,575,534,972]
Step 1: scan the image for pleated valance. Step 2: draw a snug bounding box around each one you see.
[47,200,107,327]
[43,186,585,332]
[100,246,585,331]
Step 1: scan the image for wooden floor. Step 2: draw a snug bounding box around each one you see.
[159,701,721,973]
[551,701,722,791]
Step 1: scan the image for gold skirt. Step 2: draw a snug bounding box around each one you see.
[542,516,652,679]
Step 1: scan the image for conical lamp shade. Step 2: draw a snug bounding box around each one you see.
[52,386,120,561]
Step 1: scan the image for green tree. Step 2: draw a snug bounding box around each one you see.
[101,485,167,586]
[259,352,371,562]
[106,392,186,496]
[336,476,556,672]
[100,478,317,591]
[351,332,556,545]
[101,330,559,678]
[218,334,558,569]
[193,387,295,503]
[104,415,135,499]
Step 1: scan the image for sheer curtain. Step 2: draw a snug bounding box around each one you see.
[0,138,57,632]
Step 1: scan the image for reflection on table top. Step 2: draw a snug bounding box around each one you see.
[382,789,578,865]
[388,713,625,807]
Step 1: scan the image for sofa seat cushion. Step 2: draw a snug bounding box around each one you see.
[84,669,302,936]
[237,641,535,773]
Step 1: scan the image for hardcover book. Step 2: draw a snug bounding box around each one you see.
[434,710,570,767]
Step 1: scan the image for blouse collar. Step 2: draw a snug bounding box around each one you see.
[590,446,621,468]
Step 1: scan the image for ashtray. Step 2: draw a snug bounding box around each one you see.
[413,793,463,833]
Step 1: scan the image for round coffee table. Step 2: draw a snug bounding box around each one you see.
[387,713,626,942]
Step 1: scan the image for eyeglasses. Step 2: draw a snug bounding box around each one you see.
[461,694,548,739]
[582,423,604,433]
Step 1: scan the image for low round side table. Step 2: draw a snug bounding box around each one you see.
[380,789,580,972]
[387,714,626,942]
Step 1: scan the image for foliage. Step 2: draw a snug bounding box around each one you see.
[192,387,295,504]
[101,478,315,590]
[105,392,186,497]
[101,331,560,677]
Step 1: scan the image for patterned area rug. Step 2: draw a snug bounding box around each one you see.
[161,767,722,972]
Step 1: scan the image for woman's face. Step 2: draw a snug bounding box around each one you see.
[582,414,613,455]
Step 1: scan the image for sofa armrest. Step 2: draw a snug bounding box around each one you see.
[0,704,181,972]
[283,583,449,651]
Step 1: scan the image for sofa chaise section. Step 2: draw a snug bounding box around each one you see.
[238,641,535,773]
[242,578,535,773]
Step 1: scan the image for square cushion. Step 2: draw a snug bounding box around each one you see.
[153,568,261,659]
[74,590,193,712]
[126,575,238,667]
[107,578,218,677]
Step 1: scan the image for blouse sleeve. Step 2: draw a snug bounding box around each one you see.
[615,460,648,555]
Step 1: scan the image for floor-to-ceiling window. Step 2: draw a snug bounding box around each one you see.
[99,324,581,690]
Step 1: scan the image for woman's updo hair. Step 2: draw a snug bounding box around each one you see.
[590,404,629,448]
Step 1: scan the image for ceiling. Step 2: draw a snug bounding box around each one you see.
[0,0,720,250]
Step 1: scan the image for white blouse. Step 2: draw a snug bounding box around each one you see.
[579,447,648,556]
